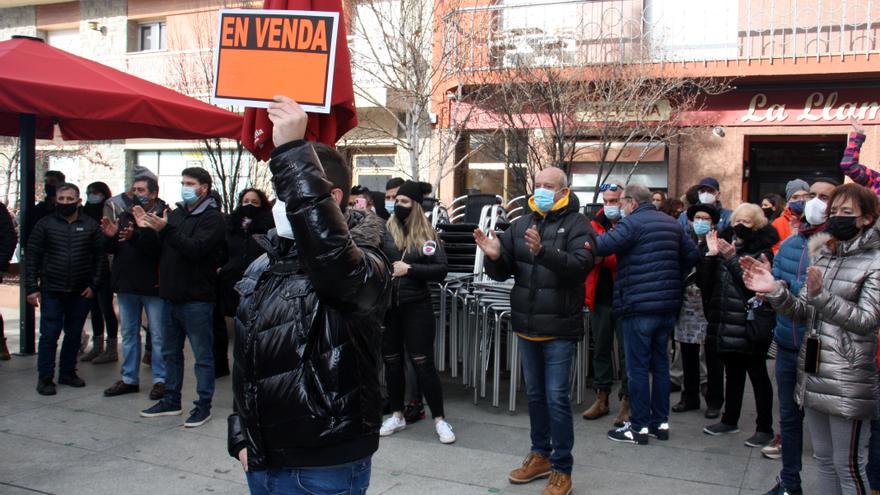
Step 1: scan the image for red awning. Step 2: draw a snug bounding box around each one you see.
[0,36,242,141]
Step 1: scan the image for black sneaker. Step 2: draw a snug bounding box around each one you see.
[745,431,775,448]
[703,422,739,436]
[705,407,721,419]
[140,400,183,418]
[607,422,648,445]
[103,380,139,397]
[671,400,700,413]
[58,372,86,387]
[36,376,57,396]
[648,423,670,441]
[404,400,426,424]
[184,407,212,428]
[764,481,802,495]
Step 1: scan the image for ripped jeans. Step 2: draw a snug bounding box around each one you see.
[382,299,445,418]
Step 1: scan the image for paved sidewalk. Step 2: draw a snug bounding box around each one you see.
[0,284,817,495]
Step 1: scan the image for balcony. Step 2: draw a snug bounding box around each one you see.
[442,0,880,72]
[122,49,213,101]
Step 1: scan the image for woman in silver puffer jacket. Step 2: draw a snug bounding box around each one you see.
[744,183,880,495]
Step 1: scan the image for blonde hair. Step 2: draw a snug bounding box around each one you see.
[732,203,768,229]
[387,201,438,254]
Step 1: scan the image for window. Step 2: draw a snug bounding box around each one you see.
[354,155,396,170]
[138,22,166,52]
[134,150,250,205]
[570,141,668,206]
[356,174,391,192]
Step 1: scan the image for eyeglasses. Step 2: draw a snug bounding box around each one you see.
[599,184,621,192]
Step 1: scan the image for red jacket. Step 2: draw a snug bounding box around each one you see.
[583,209,617,310]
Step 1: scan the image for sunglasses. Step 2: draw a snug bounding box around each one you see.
[599,184,621,192]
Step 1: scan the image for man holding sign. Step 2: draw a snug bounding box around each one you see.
[228,96,390,495]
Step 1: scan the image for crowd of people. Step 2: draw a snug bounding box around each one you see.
[4,103,880,495]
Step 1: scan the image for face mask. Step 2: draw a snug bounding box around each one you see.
[652,200,662,208]
[272,200,294,240]
[56,202,78,217]
[385,201,395,214]
[698,192,716,205]
[44,183,56,198]
[86,194,104,204]
[826,215,861,241]
[604,205,621,220]
[394,205,412,222]
[762,207,775,220]
[733,224,753,240]
[239,204,259,219]
[136,194,151,206]
[533,188,556,213]
[803,198,828,226]
[693,220,712,236]
[620,206,628,219]
[181,185,199,205]
[788,200,805,215]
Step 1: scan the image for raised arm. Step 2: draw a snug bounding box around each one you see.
[840,131,880,192]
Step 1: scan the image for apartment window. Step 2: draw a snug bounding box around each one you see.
[138,21,166,52]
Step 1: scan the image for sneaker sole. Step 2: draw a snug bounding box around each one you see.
[140,409,183,418]
[508,470,551,484]
[379,424,406,437]
[761,452,782,460]
[439,436,456,444]
[184,414,212,428]
[607,434,648,445]
[745,440,771,448]
[703,427,739,436]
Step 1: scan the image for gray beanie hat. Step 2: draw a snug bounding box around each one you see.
[785,179,809,201]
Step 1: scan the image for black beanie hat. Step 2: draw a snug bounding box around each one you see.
[396,181,432,204]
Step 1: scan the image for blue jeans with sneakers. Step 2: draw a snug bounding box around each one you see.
[162,301,214,410]
[245,457,372,495]
[118,293,166,386]
[518,337,576,474]
[621,313,676,432]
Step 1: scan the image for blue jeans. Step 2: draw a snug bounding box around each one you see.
[118,293,166,385]
[518,337,576,474]
[776,346,804,490]
[245,457,372,495]
[621,313,676,431]
[37,291,92,378]
[162,301,214,409]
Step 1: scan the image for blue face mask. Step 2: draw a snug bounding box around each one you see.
[693,219,712,236]
[181,186,199,205]
[604,205,621,220]
[86,193,103,205]
[384,201,395,214]
[788,200,805,215]
[533,188,557,213]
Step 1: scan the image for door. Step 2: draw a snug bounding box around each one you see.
[746,138,846,203]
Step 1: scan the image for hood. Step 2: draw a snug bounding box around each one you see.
[257,207,386,262]
[809,219,880,259]
[177,195,219,216]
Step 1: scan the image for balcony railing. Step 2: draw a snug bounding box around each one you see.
[442,0,880,71]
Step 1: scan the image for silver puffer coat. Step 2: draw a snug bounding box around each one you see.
[765,224,880,421]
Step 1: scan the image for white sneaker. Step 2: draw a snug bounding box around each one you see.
[435,419,456,444]
[380,415,406,436]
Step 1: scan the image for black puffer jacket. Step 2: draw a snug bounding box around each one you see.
[381,228,448,306]
[0,202,16,272]
[228,140,391,470]
[25,210,104,294]
[484,194,595,339]
[698,225,779,355]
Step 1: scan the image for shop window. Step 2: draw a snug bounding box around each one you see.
[570,141,668,206]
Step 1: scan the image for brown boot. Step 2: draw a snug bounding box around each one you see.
[542,471,572,495]
[0,337,10,360]
[582,389,610,420]
[92,339,118,364]
[508,452,552,484]
[613,396,630,427]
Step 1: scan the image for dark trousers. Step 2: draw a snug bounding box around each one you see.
[38,291,92,378]
[89,283,118,340]
[679,342,702,405]
[212,301,229,375]
[869,418,880,491]
[705,338,725,409]
[382,299,445,418]
[621,313,675,431]
[720,352,774,434]
[776,346,805,490]
[591,304,627,398]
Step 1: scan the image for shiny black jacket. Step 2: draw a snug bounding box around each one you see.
[228,141,391,470]
[698,225,779,355]
[25,210,104,294]
[381,228,448,306]
[484,194,594,339]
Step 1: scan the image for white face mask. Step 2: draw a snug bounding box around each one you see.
[698,192,717,205]
[804,197,828,226]
[272,200,294,240]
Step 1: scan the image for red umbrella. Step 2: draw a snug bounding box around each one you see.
[241,0,359,160]
[0,35,244,355]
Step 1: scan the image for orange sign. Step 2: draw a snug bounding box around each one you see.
[212,9,338,113]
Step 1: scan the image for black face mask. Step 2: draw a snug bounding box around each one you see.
[733,224,754,240]
[826,215,862,241]
[762,207,775,220]
[238,204,260,219]
[56,203,78,217]
[44,183,56,198]
[394,205,412,223]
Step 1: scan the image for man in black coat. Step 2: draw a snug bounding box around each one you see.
[227,96,390,495]
[26,170,66,235]
[474,167,594,495]
[138,167,226,428]
[0,201,17,360]
[26,184,104,395]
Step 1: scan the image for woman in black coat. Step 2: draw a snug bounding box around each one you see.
[378,181,454,444]
[698,203,779,447]
[81,181,119,364]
